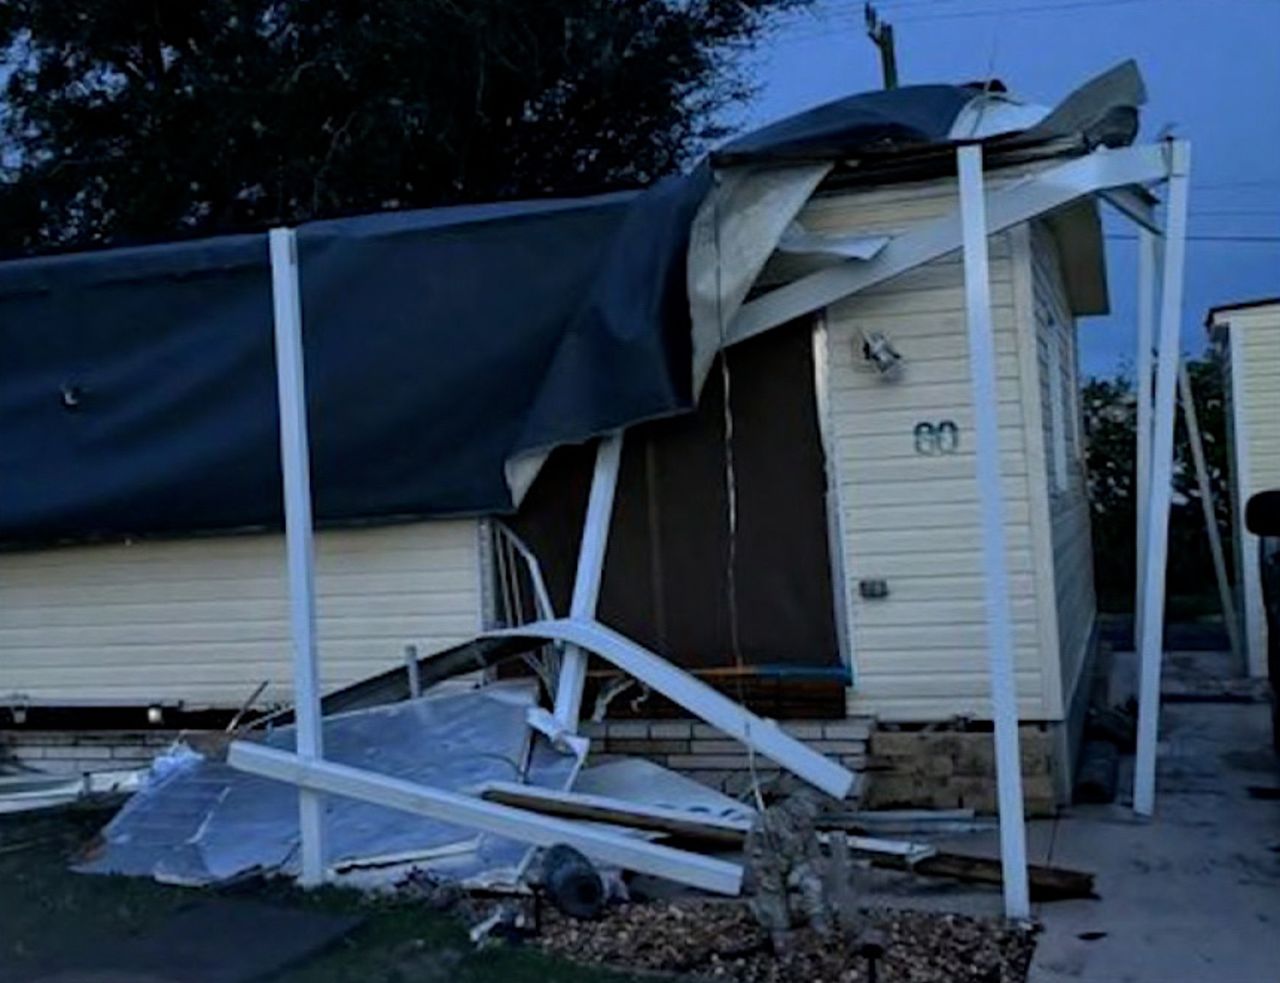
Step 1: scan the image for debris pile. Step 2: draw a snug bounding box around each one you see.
[538,900,1037,983]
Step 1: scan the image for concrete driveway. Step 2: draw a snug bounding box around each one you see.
[1028,698,1280,983]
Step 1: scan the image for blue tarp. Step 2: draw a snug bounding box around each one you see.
[0,82,1053,546]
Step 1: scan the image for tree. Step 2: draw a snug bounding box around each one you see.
[1084,351,1235,613]
[0,0,804,256]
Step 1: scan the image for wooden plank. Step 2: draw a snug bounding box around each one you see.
[478,782,751,846]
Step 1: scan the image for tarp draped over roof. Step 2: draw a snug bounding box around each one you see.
[0,65,1143,547]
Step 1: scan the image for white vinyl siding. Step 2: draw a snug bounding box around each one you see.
[0,519,485,708]
[1031,223,1096,711]
[806,178,1052,722]
[1219,302,1280,675]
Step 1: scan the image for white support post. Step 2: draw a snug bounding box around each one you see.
[269,227,326,885]
[1134,141,1192,817]
[1134,229,1158,649]
[1179,359,1244,670]
[956,145,1031,920]
[554,433,624,729]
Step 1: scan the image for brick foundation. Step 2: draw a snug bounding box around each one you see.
[863,725,1058,817]
[0,730,180,776]
[579,718,872,800]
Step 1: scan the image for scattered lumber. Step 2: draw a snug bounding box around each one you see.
[865,850,1096,901]
[479,782,750,847]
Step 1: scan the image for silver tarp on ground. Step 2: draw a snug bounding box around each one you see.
[77,683,581,886]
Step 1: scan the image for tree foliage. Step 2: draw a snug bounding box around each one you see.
[0,0,803,256]
[1084,351,1235,612]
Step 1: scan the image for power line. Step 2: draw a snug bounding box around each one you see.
[777,0,1278,38]
[1107,233,1280,242]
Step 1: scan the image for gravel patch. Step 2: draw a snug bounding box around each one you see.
[538,900,1036,982]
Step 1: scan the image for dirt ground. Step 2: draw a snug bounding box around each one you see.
[0,805,1035,983]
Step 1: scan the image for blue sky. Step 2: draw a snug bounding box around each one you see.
[731,0,1280,377]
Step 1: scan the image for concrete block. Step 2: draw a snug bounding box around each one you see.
[870,732,962,758]
[603,739,689,755]
[665,754,781,772]
[12,732,76,746]
[782,722,825,739]
[689,740,746,755]
[823,720,873,740]
[691,723,725,740]
[26,759,83,776]
[808,740,867,755]
[648,721,694,739]
[41,745,113,760]
[602,722,648,739]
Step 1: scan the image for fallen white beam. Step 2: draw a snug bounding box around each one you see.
[554,434,624,730]
[730,143,1171,345]
[228,740,743,895]
[1178,358,1244,669]
[487,618,856,799]
[958,143,1030,921]
[1134,140,1192,817]
[269,226,327,886]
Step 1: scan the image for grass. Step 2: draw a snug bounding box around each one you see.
[0,805,644,983]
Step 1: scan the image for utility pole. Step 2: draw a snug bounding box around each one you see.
[864,3,899,89]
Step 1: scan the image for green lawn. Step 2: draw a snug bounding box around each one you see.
[0,805,642,983]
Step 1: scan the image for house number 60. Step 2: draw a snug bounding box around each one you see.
[913,421,960,455]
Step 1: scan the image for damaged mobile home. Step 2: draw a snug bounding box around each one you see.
[1,63,1193,917]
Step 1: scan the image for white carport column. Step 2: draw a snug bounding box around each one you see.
[269,227,327,885]
[553,432,625,729]
[1134,141,1192,817]
[1133,228,1158,649]
[956,144,1031,920]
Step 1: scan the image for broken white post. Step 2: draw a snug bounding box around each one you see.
[554,433,624,729]
[1134,141,1192,817]
[269,227,326,885]
[491,617,855,798]
[1134,228,1158,648]
[957,144,1030,920]
[1178,359,1244,670]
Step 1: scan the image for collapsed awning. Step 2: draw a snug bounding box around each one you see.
[0,64,1143,548]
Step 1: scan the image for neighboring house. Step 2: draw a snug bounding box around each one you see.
[1208,298,1280,678]
[2,66,1151,808]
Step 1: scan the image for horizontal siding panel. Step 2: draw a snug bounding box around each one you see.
[845,499,1030,532]
[829,430,1028,465]
[839,476,1030,507]
[830,286,1015,319]
[853,596,1039,628]
[0,591,478,628]
[835,452,1028,487]
[828,402,1024,439]
[852,621,1040,651]
[848,524,1033,557]
[847,549,1034,577]
[1031,221,1096,715]
[828,353,1022,390]
[850,670,1044,700]
[0,520,484,707]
